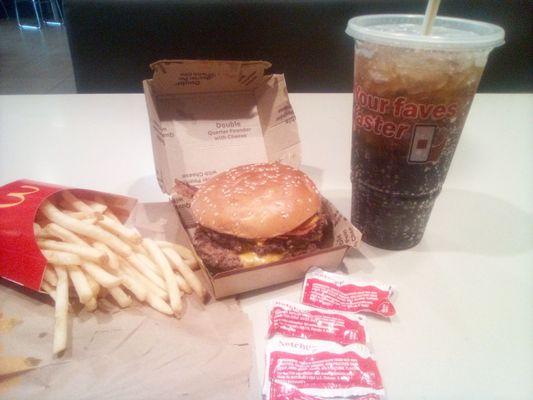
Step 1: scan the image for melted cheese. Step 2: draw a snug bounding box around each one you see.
[239,252,283,268]
[237,214,320,267]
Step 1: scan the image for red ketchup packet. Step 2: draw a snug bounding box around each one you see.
[268,381,383,400]
[264,336,385,399]
[268,300,367,346]
[301,268,396,317]
[268,382,322,400]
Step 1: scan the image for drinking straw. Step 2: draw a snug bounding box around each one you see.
[421,0,442,35]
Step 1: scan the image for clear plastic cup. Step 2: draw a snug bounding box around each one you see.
[345,15,504,250]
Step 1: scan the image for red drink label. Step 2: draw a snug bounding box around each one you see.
[354,85,456,164]
[301,269,395,317]
[268,300,367,345]
[0,180,136,291]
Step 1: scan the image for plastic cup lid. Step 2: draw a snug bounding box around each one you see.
[346,14,505,50]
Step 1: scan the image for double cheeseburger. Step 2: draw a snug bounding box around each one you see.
[191,163,332,273]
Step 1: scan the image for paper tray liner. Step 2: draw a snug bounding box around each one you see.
[0,200,255,398]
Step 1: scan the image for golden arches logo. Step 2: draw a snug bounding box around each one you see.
[0,185,40,209]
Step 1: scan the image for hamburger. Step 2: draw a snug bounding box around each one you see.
[191,163,333,273]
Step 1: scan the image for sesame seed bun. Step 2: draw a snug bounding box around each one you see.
[191,163,321,239]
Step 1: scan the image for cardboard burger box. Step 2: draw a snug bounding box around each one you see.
[143,60,361,299]
[0,180,136,291]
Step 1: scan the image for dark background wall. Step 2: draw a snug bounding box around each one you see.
[62,0,532,93]
[2,0,65,19]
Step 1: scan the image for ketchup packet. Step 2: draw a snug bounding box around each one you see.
[269,382,383,400]
[268,300,367,346]
[264,336,385,399]
[269,382,322,400]
[301,269,396,317]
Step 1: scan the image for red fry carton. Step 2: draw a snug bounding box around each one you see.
[0,179,136,291]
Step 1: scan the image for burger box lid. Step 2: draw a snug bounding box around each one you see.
[142,60,361,299]
[0,180,137,291]
[143,59,301,192]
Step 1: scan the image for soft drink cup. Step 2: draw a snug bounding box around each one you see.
[345,14,504,249]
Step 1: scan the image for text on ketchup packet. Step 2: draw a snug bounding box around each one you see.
[264,337,385,399]
[301,268,396,317]
[268,300,367,345]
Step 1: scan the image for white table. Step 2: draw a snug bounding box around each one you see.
[1,93,532,399]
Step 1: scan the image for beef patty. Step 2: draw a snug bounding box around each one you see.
[193,212,332,273]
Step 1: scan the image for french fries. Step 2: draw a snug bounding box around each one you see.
[146,292,174,315]
[93,242,119,271]
[108,287,132,308]
[39,239,107,264]
[61,191,99,217]
[44,223,88,245]
[52,266,68,355]
[85,273,100,297]
[119,272,147,302]
[127,254,166,290]
[39,201,132,257]
[42,249,82,266]
[103,208,120,222]
[98,215,142,244]
[155,240,199,270]
[142,238,182,315]
[162,247,207,301]
[175,272,193,295]
[86,198,108,214]
[40,281,57,301]
[67,266,93,304]
[119,258,169,300]
[84,297,98,312]
[37,191,207,355]
[80,261,122,288]
[43,266,58,286]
